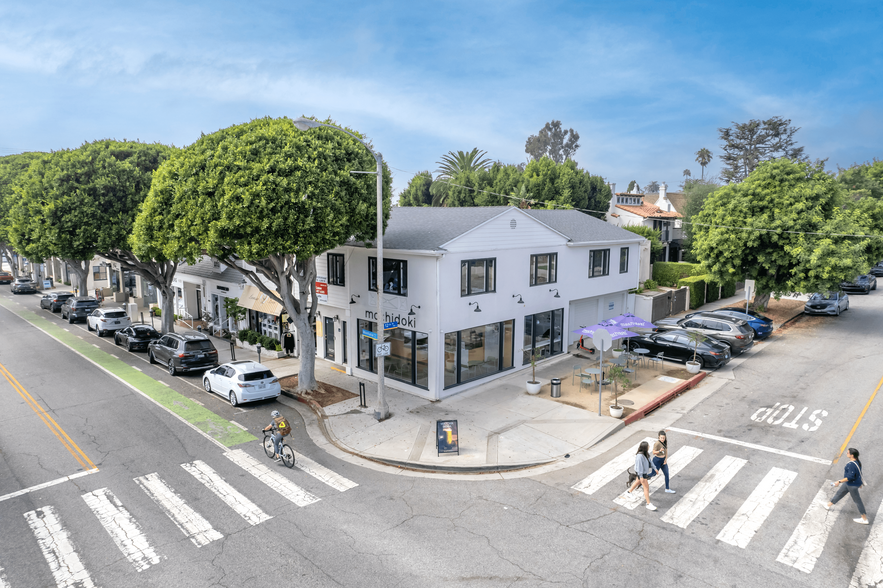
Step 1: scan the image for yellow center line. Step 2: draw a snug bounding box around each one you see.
[833,371,883,464]
[0,361,98,471]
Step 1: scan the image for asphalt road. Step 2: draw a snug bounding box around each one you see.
[0,284,881,588]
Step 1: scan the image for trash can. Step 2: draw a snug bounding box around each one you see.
[550,378,561,398]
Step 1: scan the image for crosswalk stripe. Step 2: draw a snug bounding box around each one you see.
[572,437,656,495]
[776,480,843,573]
[661,455,747,528]
[716,467,797,548]
[613,445,703,509]
[849,496,883,587]
[82,487,162,572]
[134,472,223,547]
[224,449,320,507]
[23,506,97,588]
[294,454,358,492]
[181,460,272,526]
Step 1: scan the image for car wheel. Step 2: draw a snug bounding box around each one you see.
[87,321,93,331]
[68,314,73,323]
[113,334,119,345]
[229,391,238,407]
[148,350,156,364]
[98,329,105,337]
[836,306,841,316]
[126,341,133,352]
[168,360,177,376]
[204,378,212,393]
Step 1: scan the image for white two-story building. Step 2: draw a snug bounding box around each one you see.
[313,206,643,401]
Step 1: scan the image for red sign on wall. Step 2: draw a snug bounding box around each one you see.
[315,277,328,302]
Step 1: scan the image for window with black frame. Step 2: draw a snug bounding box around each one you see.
[93,266,107,281]
[368,258,407,296]
[444,320,514,388]
[589,249,609,278]
[357,319,428,388]
[522,309,564,364]
[619,247,629,273]
[529,253,557,286]
[460,258,496,296]
[328,253,345,286]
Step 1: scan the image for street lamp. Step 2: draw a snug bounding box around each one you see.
[293,117,389,421]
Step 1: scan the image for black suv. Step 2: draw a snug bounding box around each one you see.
[40,291,75,312]
[148,334,219,375]
[60,296,100,323]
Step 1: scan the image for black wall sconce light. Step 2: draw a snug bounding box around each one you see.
[512,294,524,304]
[469,302,482,313]
[549,288,560,298]
[349,295,360,304]
[408,305,421,316]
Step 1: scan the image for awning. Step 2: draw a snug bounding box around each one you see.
[238,285,285,316]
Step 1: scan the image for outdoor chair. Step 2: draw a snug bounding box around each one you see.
[580,374,595,393]
[648,352,664,371]
[571,364,582,386]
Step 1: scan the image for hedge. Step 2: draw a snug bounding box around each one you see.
[678,275,707,309]
[722,281,737,298]
[653,262,704,287]
[706,280,720,304]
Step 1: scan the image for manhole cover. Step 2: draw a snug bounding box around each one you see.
[617,399,634,406]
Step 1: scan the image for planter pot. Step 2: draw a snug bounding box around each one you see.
[609,405,624,419]
[611,349,623,358]
[235,340,287,359]
[526,381,542,395]
[685,361,701,374]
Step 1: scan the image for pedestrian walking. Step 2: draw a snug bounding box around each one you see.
[283,329,295,356]
[825,448,869,525]
[652,430,676,494]
[627,441,658,511]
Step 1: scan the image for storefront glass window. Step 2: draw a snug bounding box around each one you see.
[523,308,565,364]
[444,319,515,389]
[444,333,458,388]
[357,319,428,389]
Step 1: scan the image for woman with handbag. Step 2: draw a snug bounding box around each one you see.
[627,441,658,511]
[825,448,868,525]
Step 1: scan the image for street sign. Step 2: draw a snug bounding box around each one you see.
[383,321,398,330]
[375,343,391,356]
[592,327,612,352]
[361,329,377,340]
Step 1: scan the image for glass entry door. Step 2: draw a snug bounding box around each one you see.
[523,309,564,364]
[324,317,335,361]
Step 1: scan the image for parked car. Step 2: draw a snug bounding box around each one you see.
[60,296,100,323]
[655,312,755,354]
[10,277,37,294]
[840,274,877,294]
[203,360,281,406]
[625,329,732,369]
[113,326,161,351]
[40,291,75,312]
[717,306,773,323]
[804,291,849,316]
[0,270,13,284]
[684,309,774,340]
[86,307,132,336]
[869,262,883,278]
[148,333,219,376]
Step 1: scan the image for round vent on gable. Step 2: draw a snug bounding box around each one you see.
[510,219,517,229]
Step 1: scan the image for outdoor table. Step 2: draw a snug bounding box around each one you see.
[633,348,649,368]
[582,368,603,391]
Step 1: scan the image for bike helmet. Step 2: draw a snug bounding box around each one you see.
[271,410,281,418]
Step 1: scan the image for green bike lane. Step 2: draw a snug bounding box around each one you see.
[0,296,255,449]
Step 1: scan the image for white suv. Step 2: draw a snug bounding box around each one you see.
[87,307,132,337]
[203,360,281,406]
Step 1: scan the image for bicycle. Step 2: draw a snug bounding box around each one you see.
[263,427,295,468]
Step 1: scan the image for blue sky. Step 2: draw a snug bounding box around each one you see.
[2,1,881,196]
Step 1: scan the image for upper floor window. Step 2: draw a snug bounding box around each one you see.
[93,265,107,281]
[369,257,408,296]
[619,247,629,274]
[589,249,609,278]
[461,258,496,296]
[530,253,557,286]
[328,253,345,286]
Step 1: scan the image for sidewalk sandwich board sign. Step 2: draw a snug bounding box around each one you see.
[436,420,459,455]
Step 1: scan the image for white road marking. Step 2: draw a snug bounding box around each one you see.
[191,398,204,406]
[158,381,169,387]
[294,454,359,492]
[76,335,82,339]
[230,421,248,431]
[776,480,843,573]
[849,496,883,588]
[109,354,118,359]
[134,472,222,547]
[666,427,832,465]
[0,469,98,503]
[224,449,320,507]
[572,437,656,495]
[661,455,747,528]
[717,467,797,548]
[23,506,97,588]
[82,487,162,572]
[131,366,142,372]
[92,344,100,348]
[613,445,702,509]
[0,565,10,588]
[181,460,272,526]
[63,328,69,331]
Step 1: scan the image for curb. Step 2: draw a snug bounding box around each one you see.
[623,372,707,425]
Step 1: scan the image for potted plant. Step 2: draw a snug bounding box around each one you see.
[611,347,624,359]
[685,330,704,374]
[607,364,630,418]
[526,353,542,394]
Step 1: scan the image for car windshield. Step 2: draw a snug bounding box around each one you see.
[133,327,158,337]
[239,370,275,382]
[104,311,127,318]
[184,340,214,352]
[810,293,837,301]
[57,294,74,299]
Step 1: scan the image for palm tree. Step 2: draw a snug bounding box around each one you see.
[435,148,492,180]
[695,148,713,180]
[683,169,692,179]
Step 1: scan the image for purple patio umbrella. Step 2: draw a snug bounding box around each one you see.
[608,313,655,330]
[571,320,638,340]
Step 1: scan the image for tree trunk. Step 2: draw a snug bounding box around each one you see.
[65,259,89,297]
[751,292,771,312]
[99,251,178,334]
[159,283,176,333]
[291,308,317,391]
[1,245,18,278]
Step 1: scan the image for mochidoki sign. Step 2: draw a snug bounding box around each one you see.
[364,310,417,329]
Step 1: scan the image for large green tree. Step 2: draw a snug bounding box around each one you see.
[147,116,391,391]
[0,152,45,278]
[396,171,433,207]
[622,225,664,261]
[837,160,883,200]
[718,117,807,183]
[524,120,580,163]
[680,178,721,260]
[692,159,883,309]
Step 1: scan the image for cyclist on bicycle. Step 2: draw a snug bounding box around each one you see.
[263,410,292,461]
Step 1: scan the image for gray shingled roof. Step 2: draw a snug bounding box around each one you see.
[367,207,642,251]
[177,257,245,284]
